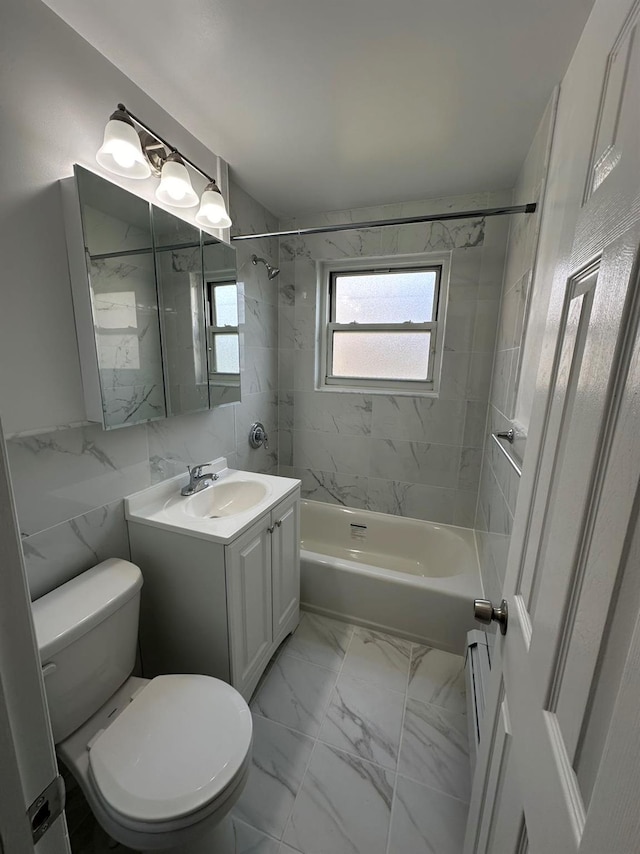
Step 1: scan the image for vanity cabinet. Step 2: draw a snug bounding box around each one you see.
[226,490,300,695]
[129,488,300,700]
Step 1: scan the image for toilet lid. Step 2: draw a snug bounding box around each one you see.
[88,675,252,823]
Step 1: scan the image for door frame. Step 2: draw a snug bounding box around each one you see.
[0,418,70,854]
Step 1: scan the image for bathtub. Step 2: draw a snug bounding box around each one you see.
[300,500,483,654]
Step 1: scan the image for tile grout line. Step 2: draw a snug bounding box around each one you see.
[384,638,415,854]
[394,647,472,809]
[313,635,407,771]
[277,620,357,851]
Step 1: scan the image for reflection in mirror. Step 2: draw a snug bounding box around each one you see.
[203,237,241,406]
[152,207,210,417]
[77,167,167,428]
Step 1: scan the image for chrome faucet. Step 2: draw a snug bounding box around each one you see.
[180,464,219,496]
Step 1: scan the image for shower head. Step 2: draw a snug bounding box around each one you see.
[251,254,280,279]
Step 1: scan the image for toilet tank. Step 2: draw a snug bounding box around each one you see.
[32,558,143,744]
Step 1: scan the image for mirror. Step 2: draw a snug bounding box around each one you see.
[153,207,210,417]
[63,166,240,429]
[76,167,167,428]
[203,236,241,406]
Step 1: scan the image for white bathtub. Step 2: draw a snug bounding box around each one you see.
[300,500,484,654]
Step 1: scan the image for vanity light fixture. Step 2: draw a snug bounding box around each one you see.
[96,104,231,225]
[196,180,232,228]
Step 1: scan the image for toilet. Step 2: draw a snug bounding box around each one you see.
[31,557,252,853]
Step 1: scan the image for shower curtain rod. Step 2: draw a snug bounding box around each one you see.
[231,202,536,241]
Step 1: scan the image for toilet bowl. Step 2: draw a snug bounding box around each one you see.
[32,558,252,853]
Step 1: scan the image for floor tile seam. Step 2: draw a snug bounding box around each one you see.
[309,622,358,737]
[340,630,414,695]
[383,768,400,854]
[249,709,317,745]
[233,816,283,847]
[314,732,400,774]
[394,772,473,806]
[277,649,345,675]
[280,624,358,848]
[279,732,323,847]
[384,771,401,854]
[405,690,469,720]
[288,739,399,854]
[393,630,414,851]
[367,629,413,854]
[275,646,344,673]
[404,695,470,747]
[394,767,472,805]
[333,667,409,699]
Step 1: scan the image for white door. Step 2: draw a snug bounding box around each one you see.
[225,515,273,695]
[465,0,640,851]
[271,492,300,641]
[0,421,70,854]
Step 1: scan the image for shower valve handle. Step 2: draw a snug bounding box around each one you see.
[249,422,269,449]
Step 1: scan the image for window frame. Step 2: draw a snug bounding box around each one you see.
[206,279,240,383]
[316,253,451,396]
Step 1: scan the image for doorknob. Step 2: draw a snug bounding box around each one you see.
[474,598,508,635]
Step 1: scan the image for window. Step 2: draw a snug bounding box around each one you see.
[207,281,240,377]
[318,255,449,394]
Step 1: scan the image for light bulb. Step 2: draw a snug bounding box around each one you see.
[111,142,137,169]
[200,205,223,224]
[165,180,186,201]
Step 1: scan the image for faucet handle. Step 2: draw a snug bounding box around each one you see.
[249,422,269,450]
[189,463,208,478]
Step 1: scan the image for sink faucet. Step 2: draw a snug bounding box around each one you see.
[180,464,219,496]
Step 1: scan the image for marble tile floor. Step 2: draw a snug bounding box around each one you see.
[65,612,470,854]
[235,612,470,854]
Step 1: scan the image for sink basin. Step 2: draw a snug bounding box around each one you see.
[184,479,269,518]
[126,458,300,544]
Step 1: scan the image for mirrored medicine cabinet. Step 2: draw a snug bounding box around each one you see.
[61,165,240,430]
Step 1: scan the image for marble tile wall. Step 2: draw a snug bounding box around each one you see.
[475,98,556,603]
[277,192,510,527]
[8,179,280,601]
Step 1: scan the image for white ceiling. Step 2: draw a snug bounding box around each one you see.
[42,0,594,217]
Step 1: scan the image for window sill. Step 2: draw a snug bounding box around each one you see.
[315,383,440,398]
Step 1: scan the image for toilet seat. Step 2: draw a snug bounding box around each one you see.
[88,674,252,824]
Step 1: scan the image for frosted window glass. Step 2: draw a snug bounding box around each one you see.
[214,334,239,373]
[332,331,430,380]
[213,284,238,327]
[334,271,436,323]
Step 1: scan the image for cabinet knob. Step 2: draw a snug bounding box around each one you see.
[267,525,275,534]
[275,519,282,527]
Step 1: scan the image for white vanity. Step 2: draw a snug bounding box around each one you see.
[125,459,300,700]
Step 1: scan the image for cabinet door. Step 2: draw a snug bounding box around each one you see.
[271,491,300,640]
[226,517,272,694]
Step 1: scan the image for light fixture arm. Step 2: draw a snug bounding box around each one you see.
[116,103,218,187]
